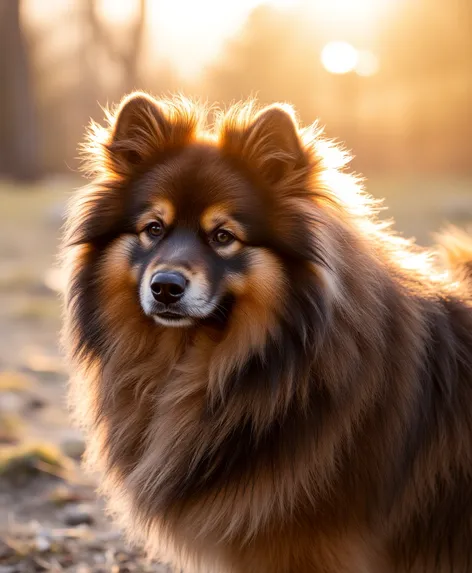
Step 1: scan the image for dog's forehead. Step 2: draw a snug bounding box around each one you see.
[143,145,261,227]
[145,195,241,232]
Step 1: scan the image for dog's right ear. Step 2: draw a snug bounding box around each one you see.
[106,92,172,175]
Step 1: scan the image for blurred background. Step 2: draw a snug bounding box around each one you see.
[0,0,470,570]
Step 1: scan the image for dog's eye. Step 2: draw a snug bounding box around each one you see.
[146,221,165,238]
[213,229,235,245]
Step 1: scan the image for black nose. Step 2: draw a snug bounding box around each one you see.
[150,271,187,305]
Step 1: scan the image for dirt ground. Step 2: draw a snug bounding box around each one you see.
[0,175,470,573]
[0,179,169,572]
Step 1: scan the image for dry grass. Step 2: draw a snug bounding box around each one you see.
[0,372,33,392]
[0,443,73,480]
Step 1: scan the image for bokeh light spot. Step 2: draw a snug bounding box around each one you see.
[321,41,359,75]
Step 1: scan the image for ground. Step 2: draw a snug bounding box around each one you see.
[0,175,470,572]
[0,179,169,572]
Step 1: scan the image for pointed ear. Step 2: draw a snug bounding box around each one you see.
[244,104,307,184]
[107,92,172,173]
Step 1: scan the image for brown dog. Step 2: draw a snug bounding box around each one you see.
[62,92,472,572]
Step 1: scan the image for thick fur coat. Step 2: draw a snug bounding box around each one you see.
[62,92,472,573]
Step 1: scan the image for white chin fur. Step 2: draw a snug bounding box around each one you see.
[152,315,194,328]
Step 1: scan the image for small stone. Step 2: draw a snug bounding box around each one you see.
[63,504,95,527]
[60,438,85,460]
[35,533,51,552]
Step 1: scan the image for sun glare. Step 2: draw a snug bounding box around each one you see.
[146,0,298,78]
[321,42,358,75]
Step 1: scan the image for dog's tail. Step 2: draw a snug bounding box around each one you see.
[436,226,472,290]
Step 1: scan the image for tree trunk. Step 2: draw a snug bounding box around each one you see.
[0,0,40,181]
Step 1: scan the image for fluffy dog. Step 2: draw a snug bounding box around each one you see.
[62,92,472,573]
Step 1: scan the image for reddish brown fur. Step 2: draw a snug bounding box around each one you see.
[62,92,472,572]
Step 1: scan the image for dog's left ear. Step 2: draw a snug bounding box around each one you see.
[106,92,173,175]
[245,104,307,184]
[98,92,197,177]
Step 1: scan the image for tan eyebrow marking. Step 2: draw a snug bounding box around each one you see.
[200,205,247,241]
[136,198,175,231]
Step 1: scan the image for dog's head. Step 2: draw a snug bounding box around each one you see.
[66,93,335,339]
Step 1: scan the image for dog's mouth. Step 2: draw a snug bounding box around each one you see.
[152,310,194,327]
[158,311,186,320]
[150,295,236,329]
[153,309,193,326]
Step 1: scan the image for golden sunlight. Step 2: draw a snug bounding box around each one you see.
[24,0,394,79]
[24,0,300,79]
[146,0,298,78]
[148,0,393,77]
[321,42,358,75]
[309,0,397,33]
[356,50,380,77]
[97,0,138,25]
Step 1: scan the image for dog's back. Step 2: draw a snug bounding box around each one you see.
[438,227,472,289]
